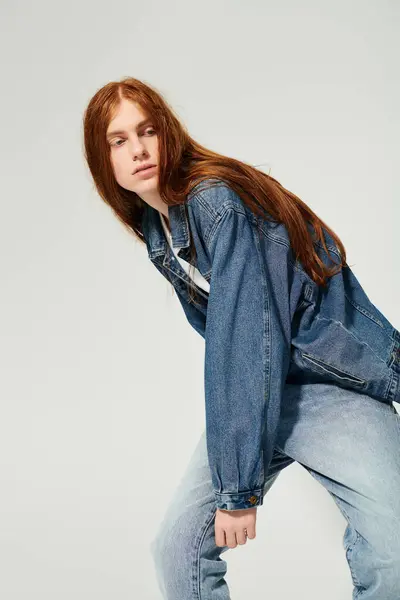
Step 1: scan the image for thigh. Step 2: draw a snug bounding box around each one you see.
[276,382,400,512]
[276,383,400,592]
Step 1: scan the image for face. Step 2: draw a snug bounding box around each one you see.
[106,98,160,206]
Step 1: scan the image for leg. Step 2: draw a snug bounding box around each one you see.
[150,429,293,599]
[276,383,400,599]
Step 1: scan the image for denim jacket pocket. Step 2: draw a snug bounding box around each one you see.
[301,351,367,390]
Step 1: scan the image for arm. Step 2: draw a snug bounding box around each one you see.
[204,202,291,511]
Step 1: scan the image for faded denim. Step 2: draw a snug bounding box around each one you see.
[150,383,400,599]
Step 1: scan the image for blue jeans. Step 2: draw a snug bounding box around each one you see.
[150,383,400,599]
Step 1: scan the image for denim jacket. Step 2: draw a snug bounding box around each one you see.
[141,179,400,511]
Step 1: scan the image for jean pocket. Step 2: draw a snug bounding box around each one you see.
[301,352,367,389]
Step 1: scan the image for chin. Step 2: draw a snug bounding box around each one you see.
[136,178,158,189]
[132,178,159,196]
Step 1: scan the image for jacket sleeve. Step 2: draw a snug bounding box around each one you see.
[204,203,292,511]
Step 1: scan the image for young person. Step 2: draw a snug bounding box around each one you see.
[82,77,400,599]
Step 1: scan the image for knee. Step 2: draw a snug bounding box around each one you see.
[150,516,204,600]
[150,516,192,572]
[354,529,400,597]
[383,551,400,597]
[376,564,400,599]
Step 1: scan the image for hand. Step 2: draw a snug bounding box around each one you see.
[215,507,257,548]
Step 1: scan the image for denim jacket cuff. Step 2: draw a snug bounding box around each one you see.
[214,489,264,511]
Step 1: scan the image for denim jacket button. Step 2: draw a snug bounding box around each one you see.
[248,495,258,505]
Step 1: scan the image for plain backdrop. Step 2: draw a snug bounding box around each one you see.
[0,0,398,598]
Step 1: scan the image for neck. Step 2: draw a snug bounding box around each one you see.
[160,211,171,233]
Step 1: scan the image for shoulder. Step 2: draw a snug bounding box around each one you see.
[184,178,259,249]
[186,178,248,219]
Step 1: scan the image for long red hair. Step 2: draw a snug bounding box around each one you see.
[82,76,347,295]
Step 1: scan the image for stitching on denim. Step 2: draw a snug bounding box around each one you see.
[214,488,264,499]
[257,221,291,248]
[344,293,385,328]
[301,465,364,590]
[207,206,309,281]
[301,352,367,387]
[257,221,310,277]
[204,202,236,246]
[192,507,218,599]
[255,221,268,488]
[186,189,219,220]
[315,239,342,260]
[385,368,396,403]
[189,188,311,283]
[346,532,364,595]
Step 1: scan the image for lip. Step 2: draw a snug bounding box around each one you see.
[134,165,157,174]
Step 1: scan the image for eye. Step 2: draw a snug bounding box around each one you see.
[110,127,156,147]
[109,138,124,147]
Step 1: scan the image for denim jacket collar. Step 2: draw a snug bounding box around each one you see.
[142,201,191,259]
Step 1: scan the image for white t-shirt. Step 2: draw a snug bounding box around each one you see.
[160,212,210,294]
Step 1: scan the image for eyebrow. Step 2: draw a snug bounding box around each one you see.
[106,118,153,139]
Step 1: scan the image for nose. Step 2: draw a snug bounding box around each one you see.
[129,137,148,160]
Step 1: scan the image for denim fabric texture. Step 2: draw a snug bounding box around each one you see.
[150,384,400,599]
[141,179,400,512]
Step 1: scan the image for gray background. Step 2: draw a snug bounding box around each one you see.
[0,0,398,598]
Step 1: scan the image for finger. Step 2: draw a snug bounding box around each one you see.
[225,530,237,549]
[246,524,256,540]
[235,529,248,545]
[215,527,226,548]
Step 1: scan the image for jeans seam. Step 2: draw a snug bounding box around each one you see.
[346,531,363,593]
[301,464,364,590]
[192,507,218,599]
[329,499,365,593]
